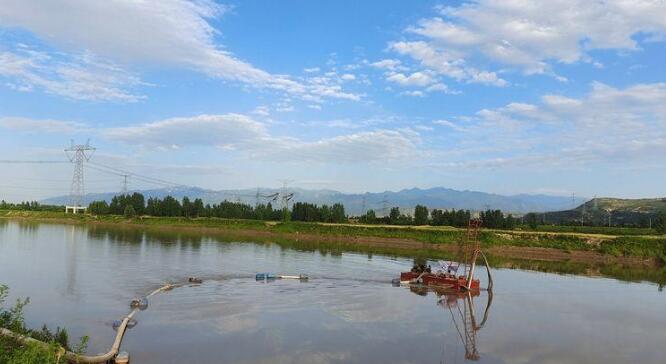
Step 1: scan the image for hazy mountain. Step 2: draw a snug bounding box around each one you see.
[41,186,587,215]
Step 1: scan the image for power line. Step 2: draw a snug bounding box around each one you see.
[85,164,177,189]
[88,161,185,188]
[0,160,67,164]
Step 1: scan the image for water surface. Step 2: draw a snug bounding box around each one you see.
[1,220,664,363]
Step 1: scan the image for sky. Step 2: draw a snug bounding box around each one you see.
[1,0,665,202]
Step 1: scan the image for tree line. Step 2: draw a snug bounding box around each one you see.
[88,193,347,222]
[0,200,63,212]
[358,205,517,229]
[85,193,666,233]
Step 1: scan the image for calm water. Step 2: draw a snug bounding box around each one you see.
[1,220,664,364]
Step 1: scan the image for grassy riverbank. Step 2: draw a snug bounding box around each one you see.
[3,209,666,265]
[0,284,85,364]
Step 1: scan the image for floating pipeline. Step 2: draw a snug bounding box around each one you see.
[1,273,423,363]
[255,272,309,281]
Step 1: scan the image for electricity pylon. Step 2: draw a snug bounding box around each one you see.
[64,140,95,208]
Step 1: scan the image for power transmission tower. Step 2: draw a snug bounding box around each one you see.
[279,180,294,213]
[361,195,367,216]
[381,194,389,217]
[121,174,129,194]
[64,140,95,212]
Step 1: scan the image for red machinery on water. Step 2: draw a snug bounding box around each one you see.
[398,219,492,292]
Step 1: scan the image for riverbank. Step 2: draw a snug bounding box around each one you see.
[3,210,665,269]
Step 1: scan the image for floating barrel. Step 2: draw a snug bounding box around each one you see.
[129,297,148,310]
[112,319,138,331]
[255,273,277,280]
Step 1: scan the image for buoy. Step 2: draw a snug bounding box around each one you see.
[129,297,148,310]
[188,277,203,284]
[115,351,130,364]
[112,319,138,331]
[255,273,276,280]
[391,278,401,286]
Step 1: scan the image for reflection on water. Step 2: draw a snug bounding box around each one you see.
[407,285,492,362]
[1,220,665,364]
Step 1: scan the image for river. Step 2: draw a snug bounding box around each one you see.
[0,220,664,363]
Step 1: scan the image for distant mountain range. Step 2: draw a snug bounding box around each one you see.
[41,186,588,215]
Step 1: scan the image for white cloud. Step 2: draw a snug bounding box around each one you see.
[0,116,87,133]
[251,106,270,117]
[386,71,434,87]
[104,113,419,163]
[432,119,466,132]
[0,0,359,102]
[341,73,356,81]
[271,130,419,163]
[369,59,404,71]
[104,114,268,149]
[425,82,453,93]
[401,90,425,97]
[389,41,507,86]
[0,49,144,102]
[452,82,666,168]
[404,0,666,75]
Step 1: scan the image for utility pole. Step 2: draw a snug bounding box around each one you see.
[64,140,95,213]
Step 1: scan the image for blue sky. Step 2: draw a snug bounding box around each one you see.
[1,0,665,201]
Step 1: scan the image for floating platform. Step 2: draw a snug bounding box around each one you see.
[399,271,480,291]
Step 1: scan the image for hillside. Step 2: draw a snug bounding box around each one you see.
[39,186,585,215]
[536,197,666,227]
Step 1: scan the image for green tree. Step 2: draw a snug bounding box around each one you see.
[526,213,539,230]
[363,209,377,223]
[123,204,136,218]
[389,207,401,224]
[655,211,666,234]
[193,198,204,217]
[182,197,192,218]
[414,205,429,225]
[88,200,109,215]
[331,203,346,223]
[505,214,516,230]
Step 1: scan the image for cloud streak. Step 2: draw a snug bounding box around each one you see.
[103,113,419,164]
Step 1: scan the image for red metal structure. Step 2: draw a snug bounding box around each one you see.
[399,218,490,292]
